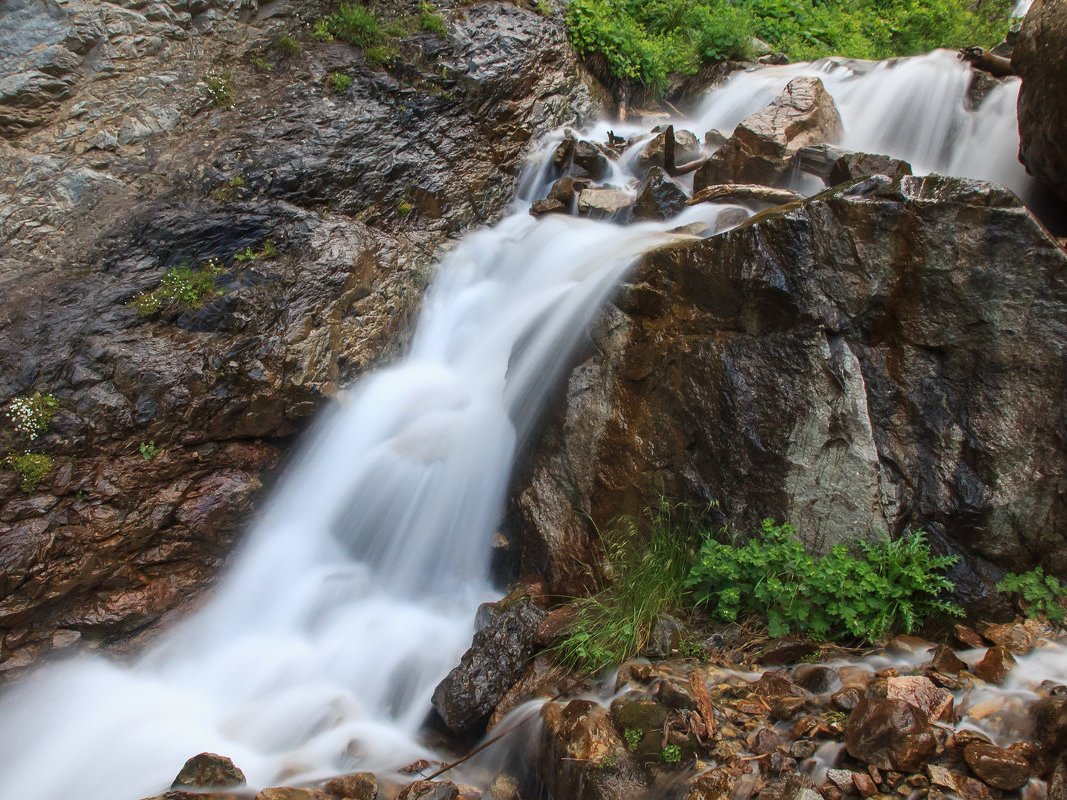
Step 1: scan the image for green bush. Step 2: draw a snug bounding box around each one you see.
[132,261,223,317]
[564,0,1013,92]
[420,2,448,36]
[553,501,701,672]
[686,520,962,642]
[997,567,1067,624]
[203,71,235,108]
[273,34,302,56]
[5,452,54,493]
[326,3,386,47]
[329,71,354,92]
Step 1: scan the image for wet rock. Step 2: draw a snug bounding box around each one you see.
[531,198,567,217]
[647,613,684,657]
[974,646,1017,684]
[686,768,738,800]
[758,772,820,800]
[172,753,246,789]
[695,76,843,191]
[886,676,954,721]
[325,772,379,800]
[541,699,647,800]
[632,167,688,221]
[955,625,987,649]
[793,664,839,694]
[397,781,459,800]
[845,697,936,772]
[553,133,610,180]
[978,621,1037,654]
[576,187,632,220]
[752,671,806,699]
[688,184,803,209]
[534,605,577,647]
[636,128,703,177]
[758,639,819,666]
[431,597,546,737]
[511,174,1067,598]
[963,743,1031,791]
[547,175,591,205]
[751,726,786,754]
[1013,0,1067,200]
[827,152,913,185]
[258,790,330,800]
[927,644,968,675]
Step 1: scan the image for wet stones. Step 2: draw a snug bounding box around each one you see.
[324,772,379,800]
[636,127,703,177]
[927,645,968,675]
[553,133,611,181]
[171,753,246,790]
[827,152,913,185]
[963,743,1031,791]
[886,676,954,721]
[974,646,1017,684]
[397,781,459,800]
[632,168,688,221]
[694,76,843,191]
[844,697,936,772]
[576,187,632,220]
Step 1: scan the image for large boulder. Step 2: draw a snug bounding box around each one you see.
[694,76,843,191]
[1013,0,1067,201]
[431,597,546,737]
[511,175,1067,596]
[844,697,936,771]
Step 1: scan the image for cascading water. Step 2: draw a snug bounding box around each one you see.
[0,48,1040,799]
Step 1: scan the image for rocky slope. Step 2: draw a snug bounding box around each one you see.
[0,0,602,674]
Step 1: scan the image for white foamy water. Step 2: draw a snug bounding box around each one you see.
[0,47,1039,800]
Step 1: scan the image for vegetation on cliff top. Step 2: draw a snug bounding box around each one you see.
[566,0,1015,92]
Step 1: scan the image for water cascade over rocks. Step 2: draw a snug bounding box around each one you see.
[0,48,1051,800]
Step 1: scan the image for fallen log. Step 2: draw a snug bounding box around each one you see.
[687,184,804,207]
[959,46,1014,78]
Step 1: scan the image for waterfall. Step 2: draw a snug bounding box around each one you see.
[0,49,1035,799]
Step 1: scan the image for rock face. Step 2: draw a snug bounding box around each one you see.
[0,0,601,672]
[1013,0,1067,201]
[695,76,843,191]
[512,175,1067,595]
[431,597,547,737]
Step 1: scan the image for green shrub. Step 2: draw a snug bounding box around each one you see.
[6,392,59,441]
[5,452,54,492]
[997,567,1067,624]
[312,18,336,41]
[686,520,962,642]
[329,71,354,92]
[553,501,702,672]
[364,43,398,65]
[273,34,302,56]
[203,71,235,108]
[419,2,448,35]
[327,3,385,46]
[139,440,159,461]
[132,260,223,317]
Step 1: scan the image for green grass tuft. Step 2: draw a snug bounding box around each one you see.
[5,452,54,493]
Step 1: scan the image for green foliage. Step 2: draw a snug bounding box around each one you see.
[203,71,235,108]
[419,2,448,35]
[139,441,159,461]
[661,744,682,765]
[624,727,642,752]
[5,452,54,493]
[329,71,354,92]
[6,392,60,441]
[273,34,302,56]
[553,501,702,672]
[535,0,553,15]
[326,3,386,47]
[396,199,414,215]
[312,18,336,42]
[132,260,223,317]
[251,55,274,73]
[564,0,1012,92]
[365,43,399,65]
[686,520,962,642]
[997,567,1067,624]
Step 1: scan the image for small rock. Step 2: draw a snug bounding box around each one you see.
[886,676,954,721]
[647,613,684,657]
[927,644,968,675]
[974,646,1016,684]
[530,198,566,217]
[928,764,960,791]
[533,605,577,646]
[826,770,854,792]
[757,639,819,665]
[790,740,818,759]
[576,187,632,220]
[397,781,459,800]
[257,789,329,800]
[632,167,688,221]
[637,127,702,176]
[751,726,786,755]
[832,686,865,712]
[978,621,1036,655]
[552,133,610,180]
[547,175,591,205]
[853,773,877,797]
[827,152,912,185]
[752,671,806,699]
[172,753,246,789]
[954,624,987,649]
[686,768,736,800]
[845,697,936,772]
[963,742,1031,791]
[793,664,839,694]
[324,772,378,800]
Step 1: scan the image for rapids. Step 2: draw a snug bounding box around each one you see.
[0,49,1042,800]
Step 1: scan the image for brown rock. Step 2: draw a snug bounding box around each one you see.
[575,187,632,220]
[534,605,577,647]
[845,697,936,772]
[686,768,737,800]
[827,152,912,185]
[396,782,460,800]
[695,76,843,191]
[530,198,567,217]
[793,664,839,694]
[687,184,803,209]
[325,772,379,800]
[974,646,1017,684]
[978,621,1036,655]
[886,676,954,721]
[954,625,987,649]
[632,167,688,221]
[757,639,819,665]
[257,790,329,800]
[927,644,968,675]
[636,127,703,176]
[852,773,877,797]
[963,742,1031,791]
[832,686,865,712]
[752,671,805,699]
[172,753,246,789]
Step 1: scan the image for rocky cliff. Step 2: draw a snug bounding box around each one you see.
[0,0,601,673]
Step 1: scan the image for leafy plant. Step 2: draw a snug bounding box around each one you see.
[624,727,642,752]
[329,71,354,92]
[273,33,302,56]
[132,260,223,317]
[312,18,336,42]
[326,3,386,47]
[365,43,398,66]
[139,441,159,461]
[686,520,962,642]
[997,567,1067,624]
[419,2,448,36]
[6,392,59,441]
[5,452,54,493]
[661,744,682,765]
[552,501,703,672]
[203,71,235,108]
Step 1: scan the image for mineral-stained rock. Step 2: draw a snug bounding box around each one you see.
[171,752,246,789]
[793,664,839,694]
[510,174,1067,599]
[1012,0,1067,200]
[431,597,546,737]
[576,187,633,219]
[686,768,737,800]
[974,646,1017,684]
[324,772,379,800]
[845,697,936,772]
[636,127,703,176]
[553,133,611,180]
[978,621,1038,654]
[541,699,647,800]
[827,152,913,185]
[927,644,968,675]
[954,625,988,649]
[258,789,330,800]
[694,76,843,191]
[632,167,688,220]
[397,781,459,800]
[963,743,1031,791]
[886,675,954,721]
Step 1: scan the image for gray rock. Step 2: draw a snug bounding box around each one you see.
[577,187,632,219]
[632,167,688,220]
